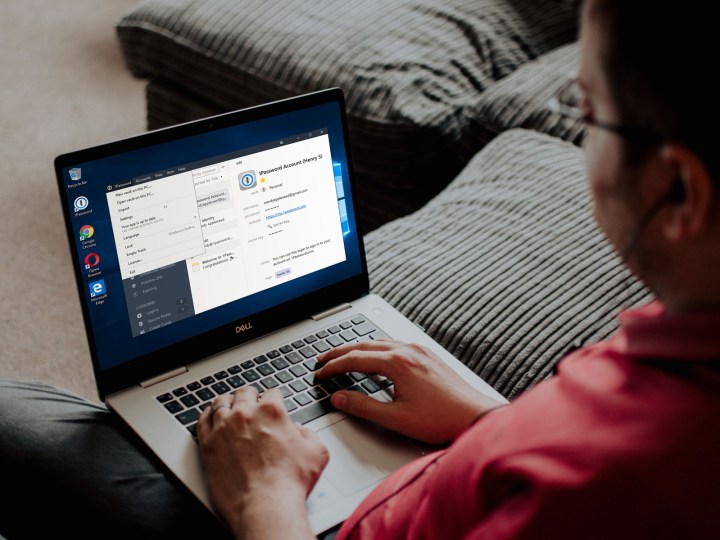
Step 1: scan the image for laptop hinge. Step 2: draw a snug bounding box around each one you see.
[311,302,352,321]
[140,366,188,389]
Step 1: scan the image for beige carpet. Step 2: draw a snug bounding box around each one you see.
[0,0,146,402]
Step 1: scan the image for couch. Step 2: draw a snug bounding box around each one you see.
[115,0,651,400]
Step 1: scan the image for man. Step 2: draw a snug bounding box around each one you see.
[1,0,718,538]
[195,0,720,538]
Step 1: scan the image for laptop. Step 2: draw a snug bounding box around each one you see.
[54,87,507,535]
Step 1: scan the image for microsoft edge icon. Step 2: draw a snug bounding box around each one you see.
[89,279,106,298]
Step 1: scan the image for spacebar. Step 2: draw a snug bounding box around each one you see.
[289,398,335,425]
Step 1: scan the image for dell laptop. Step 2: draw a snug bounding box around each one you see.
[54,87,506,535]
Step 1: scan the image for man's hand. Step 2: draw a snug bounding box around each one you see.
[196,386,328,540]
[316,340,506,444]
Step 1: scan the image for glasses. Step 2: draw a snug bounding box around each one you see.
[548,79,664,145]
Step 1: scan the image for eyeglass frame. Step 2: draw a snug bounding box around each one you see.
[548,78,665,146]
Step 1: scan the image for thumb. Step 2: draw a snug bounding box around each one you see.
[331,390,388,423]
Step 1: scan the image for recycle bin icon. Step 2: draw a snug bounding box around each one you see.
[69,168,82,181]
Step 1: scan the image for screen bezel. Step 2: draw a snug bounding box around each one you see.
[54,88,369,400]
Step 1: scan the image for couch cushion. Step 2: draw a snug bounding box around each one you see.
[460,43,584,163]
[365,128,651,399]
[117,0,578,196]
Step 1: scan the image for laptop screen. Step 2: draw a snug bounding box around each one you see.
[55,90,366,387]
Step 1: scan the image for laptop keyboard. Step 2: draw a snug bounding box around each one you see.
[155,314,393,438]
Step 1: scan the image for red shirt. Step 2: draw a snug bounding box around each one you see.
[337,302,720,539]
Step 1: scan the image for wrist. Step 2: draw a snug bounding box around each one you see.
[229,483,312,540]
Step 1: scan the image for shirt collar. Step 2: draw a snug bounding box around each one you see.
[610,300,720,360]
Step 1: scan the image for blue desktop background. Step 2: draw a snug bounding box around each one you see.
[60,102,363,371]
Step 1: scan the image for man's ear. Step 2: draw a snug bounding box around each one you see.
[658,144,715,242]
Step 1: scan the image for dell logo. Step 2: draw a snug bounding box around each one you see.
[235,322,254,333]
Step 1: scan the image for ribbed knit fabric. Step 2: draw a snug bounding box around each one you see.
[460,43,584,163]
[366,129,652,399]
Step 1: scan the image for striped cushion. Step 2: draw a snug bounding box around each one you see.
[117,0,579,198]
[460,43,584,162]
[366,129,651,399]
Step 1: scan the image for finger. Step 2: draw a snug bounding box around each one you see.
[316,350,395,380]
[316,340,400,364]
[209,394,234,422]
[231,385,260,407]
[330,389,392,425]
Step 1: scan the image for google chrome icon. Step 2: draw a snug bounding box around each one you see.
[79,225,94,240]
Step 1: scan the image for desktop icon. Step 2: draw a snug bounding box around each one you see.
[69,168,82,181]
[79,224,94,241]
[239,170,257,191]
[84,253,100,269]
[89,279,106,298]
[74,196,89,212]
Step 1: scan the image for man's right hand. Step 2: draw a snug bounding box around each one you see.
[316,340,506,444]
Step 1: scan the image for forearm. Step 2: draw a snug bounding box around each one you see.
[226,486,316,540]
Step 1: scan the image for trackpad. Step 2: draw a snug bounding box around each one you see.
[317,418,424,497]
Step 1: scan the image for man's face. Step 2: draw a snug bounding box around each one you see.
[578,0,642,261]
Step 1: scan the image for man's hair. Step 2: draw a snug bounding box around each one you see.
[587,0,717,184]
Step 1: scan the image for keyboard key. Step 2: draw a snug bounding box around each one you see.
[290,380,307,393]
[214,370,229,380]
[248,382,264,393]
[176,408,200,425]
[156,393,173,403]
[241,360,255,369]
[313,341,331,353]
[333,374,355,388]
[254,355,269,364]
[180,394,200,407]
[304,335,318,343]
[339,321,353,329]
[303,359,319,371]
[261,376,279,389]
[380,378,393,388]
[242,369,260,382]
[353,322,376,336]
[351,315,366,325]
[257,364,275,376]
[285,351,303,364]
[200,376,215,386]
[293,393,313,407]
[199,401,213,411]
[271,358,289,370]
[349,372,367,382]
[186,381,201,391]
[196,388,215,401]
[292,340,306,349]
[361,379,382,394]
[340,330,356,342]
[267,350,281,359]
[279,345,293,354]
[172,387,188,397]
[279,386,293,398]
[307,387,327,400]
[299,346,317,359]
[303,374,319,387]
[290,365,307,378]
[211,381,231,395]
[348,384,368,395]
[284,399,298,412]
[187,423,198,438]
[320,380,342,393]
[289,398,334,425]
[316,330,329,339]
[228,365,242,375]
[276,371,293,384]
[164,401,183,414]
[227,375,245,389]
[327,325,341,334]
[327,335,343,347]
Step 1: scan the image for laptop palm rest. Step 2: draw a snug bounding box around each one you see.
[307,416,426,511]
